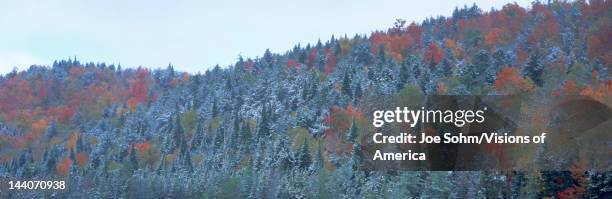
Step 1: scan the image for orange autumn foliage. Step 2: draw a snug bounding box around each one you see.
[127,68,149,110]
[324,48,336,74]
[444,38,463,58]
[58,105,77,124]
[562,80,579,95]
[66,131,79,150]
[323,105,366,155]
[580,80,611,102]
[369,31,414,62]
[75,152,89,168]
[423,42,444,65]
[485,28,504,46]
[30,119,48,139]
[558,155,589,199]
[56,157,72,176]
[406,22,423,48]
[529,2,560,44]
[494,67,534,94]
[134,140,152,152]
[344,104,363,119]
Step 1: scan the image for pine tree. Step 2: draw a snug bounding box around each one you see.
[437,58,453,77]
[347,118,358,143]
[354,82,363,101]
[190,121,204,151]
[257,106,270,139]
[70,159,79,176]
[588,170,612,198]
[231,116,240,149]
[398,60,410,90]
[214,126,225,150]
[173,114,185,151]
[263,48,273,67]
[524,50,544,86]
[212,99,219,117]
[157,154,166,174]
[342,71,352,97]
[302,81,310,100]
[350,144,361,170]
[471,50,491,84]
[129,146,138,172]
[295,139,312,169]
[311,144,324,171]
[240,121,252,150]
[180,141,193,172]
[46,152,56,172]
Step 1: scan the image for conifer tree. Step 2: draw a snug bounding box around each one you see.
[524,50,544,86]
[295,139,312,169]
[129,146,138,172]
[190,121,204,151]
[342,71,352,97]
[257,105,270,139]
[347,118,358,143]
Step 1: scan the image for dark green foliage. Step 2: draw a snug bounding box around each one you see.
[342,70,352,97]
[347,118,358,143]
[295,139,311,169]
[129,146,138,172]
[524,50,544,86]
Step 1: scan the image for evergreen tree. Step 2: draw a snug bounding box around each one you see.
[437,58,453,77]
[173,114,185,151]
[588,170,612,198]
[523,50,544,86]
[212,99,219,117]
[240,121,252,150]
[214,126,225,150]
[190,121,204,151]
[129,146,138,172]
[398,60,410,89]
[311,144,324,171]
[350,144,361,170]
[295,139,312,169]
[470,50,491,85]
[342,70,352,97]
[157,154,166,174]
[347,118,358,143]
[180,141,193,172]
[354,82,363,101]
[257,106,270,139]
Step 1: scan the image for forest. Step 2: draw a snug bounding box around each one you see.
[0,1,610,198]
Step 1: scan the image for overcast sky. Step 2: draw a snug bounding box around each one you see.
[0,0,532,74]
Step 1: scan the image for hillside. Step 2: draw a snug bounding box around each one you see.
[0,1,610,198]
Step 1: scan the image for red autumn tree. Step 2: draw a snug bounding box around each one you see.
[406,22,423,48]
[423,42,444,65]
[494,67,534,94]
[56,157,72,176]
[286,59,300,70]
[324,48,336,74]
[306,48,318,69]
[127,68,149,110]
[76,152,89,168]
[134,140,152,152]
[369,30,414,62]
[485,28,504,46]
[562,80,579,95]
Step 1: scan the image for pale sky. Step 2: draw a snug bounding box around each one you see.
[0,0,532,75]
